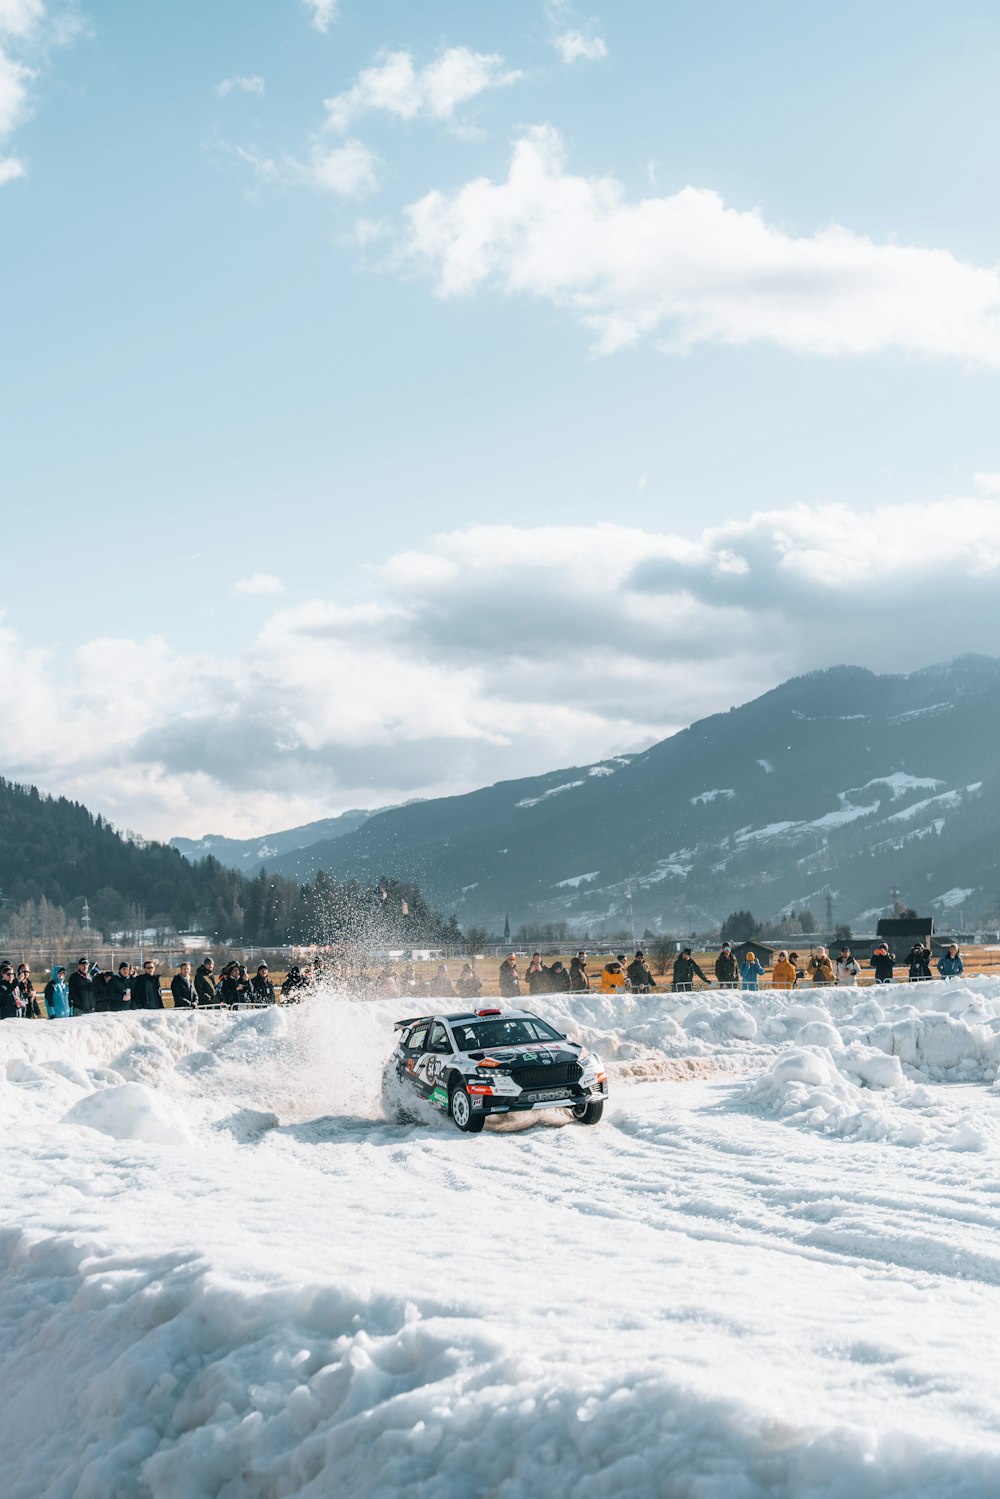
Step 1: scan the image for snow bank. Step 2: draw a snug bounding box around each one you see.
[64,1081,193,1144]
[3,1226,999,1499]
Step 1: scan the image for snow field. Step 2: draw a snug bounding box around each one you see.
[3,982,1000,1494]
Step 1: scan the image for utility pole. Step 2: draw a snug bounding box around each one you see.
[625,876,636,949]
[825,888,834,934]
[82,898,92,961]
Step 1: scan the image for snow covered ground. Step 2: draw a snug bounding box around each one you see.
[5,980,1000,1496]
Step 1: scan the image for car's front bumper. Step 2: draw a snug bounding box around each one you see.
[473,1080,608,1114]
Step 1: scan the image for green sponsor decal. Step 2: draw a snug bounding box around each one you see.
[429,1085,448,1105]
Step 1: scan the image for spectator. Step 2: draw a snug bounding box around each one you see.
[599,959,627,993]
[433,963,456,998]
[498,953,520,998]
[808,947,835,986]
[251,964,276,1005]
[94,970,113,1012]
[626,951,657,993]
[106,961,133,1012]
[834,947,860,987]
[906,943,932,982]
[672,948,708,992]
[739,950,764,991]
[569,951,590,991]
[218,962,242,1006]
[133,959,164,1010]
[171,961,198,1008]
[195,957,218,1007]
[937,944,964,978]
[547,960,571,992]
[0,962,20,1019]
[525,953,548,996]
[282,964,309,1002]
[236,963,254,1005]
[771,950,796,989]
[44,966,71,1018]
[789,952,805,984]
[69,957,96,1015]
[715,943,740,989]
[456,963,482,1000]
[16,963,41,1018]
[870,944,896,984]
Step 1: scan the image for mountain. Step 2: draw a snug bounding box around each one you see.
[0,776,249,937]
[261,656,1000,934]
[171,809,375,877]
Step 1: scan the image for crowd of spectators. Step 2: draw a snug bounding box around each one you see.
[668,939,965,992]
[0,955,324,1019]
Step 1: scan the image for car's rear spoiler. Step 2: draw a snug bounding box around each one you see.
[393,1015,433,1030]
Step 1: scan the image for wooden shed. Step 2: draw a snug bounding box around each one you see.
[875,917,934,952]
[731,939,777,967]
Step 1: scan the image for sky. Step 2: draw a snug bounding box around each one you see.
[2,0,1000,841]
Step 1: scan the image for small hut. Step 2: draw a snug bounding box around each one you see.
[731,939,776,969]
[876,916,934,956]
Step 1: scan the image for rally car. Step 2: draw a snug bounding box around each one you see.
[382,1007,608,1133]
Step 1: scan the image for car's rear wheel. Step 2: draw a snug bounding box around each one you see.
[449,1083,486,1133]
[571,1100,604,1125]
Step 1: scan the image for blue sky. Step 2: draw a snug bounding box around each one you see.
[2,0,1000,838]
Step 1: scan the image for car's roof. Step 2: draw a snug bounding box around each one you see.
[394,1008,541,1029]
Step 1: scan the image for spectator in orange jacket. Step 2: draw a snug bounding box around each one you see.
[599,960,627,993]
[771,951,797,989]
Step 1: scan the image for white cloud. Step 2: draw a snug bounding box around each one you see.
[0,0,44,40]
[404,126,1000,362]
[0,151,23,182]
[974,472,1000,495]
[237,138,380,198]
[302,0,337,33]
[0,44,32,138]
[231,573,286,597]
[552,29,607,63]
[324,46,522,133]
[216,75,266,98]
[7,489,1000,839]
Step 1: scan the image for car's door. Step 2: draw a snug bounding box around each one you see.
[419,1020,453,1095]
[400,1023,430,1095]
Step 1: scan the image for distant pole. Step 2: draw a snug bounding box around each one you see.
[82,898,92,962]
[825,888,834,933]
[626,877,635,948]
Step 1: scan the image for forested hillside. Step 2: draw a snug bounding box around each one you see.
[0,779,458,947]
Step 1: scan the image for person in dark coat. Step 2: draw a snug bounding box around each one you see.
[68,958,96,1015]
[251,964,276,1005]
[626,951,657,993]
[0,962,20,1019]
[715,943,740,988]
[236,964,254,1004]
[195,958,218,1007]
[906,943,932,981]
[106,962,133,1011]
[525,953,548,995]
[546,960,571,992]
[498,954,520,998]
[870,944,896,984]
[218,962,241,1007]
[171,961,198,1008]
[569,952,590,991]
[16,964,40,1018]
[672,948,708,992]
[132,960,164,1009]
[455,963,482,1000]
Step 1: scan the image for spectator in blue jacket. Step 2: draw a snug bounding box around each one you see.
[936,944,964,978]
[739,950,765,991]
[44,966,71,1017]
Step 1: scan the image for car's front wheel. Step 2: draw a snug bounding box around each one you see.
[449,1083,486,1133]
[571,1100,604,1126]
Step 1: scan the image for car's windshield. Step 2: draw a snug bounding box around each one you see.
[450,1017,565,1051]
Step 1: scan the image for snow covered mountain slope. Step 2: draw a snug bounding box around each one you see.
[264,654,1000,929]
[5,982,1000,1496]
